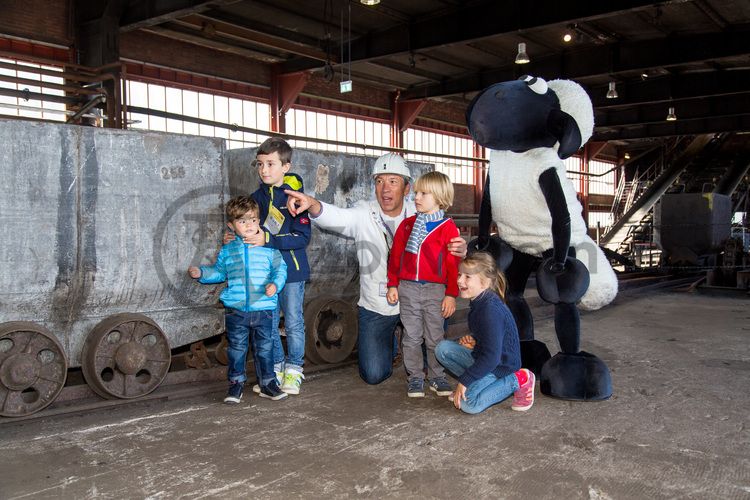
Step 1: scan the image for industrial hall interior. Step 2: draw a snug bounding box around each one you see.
[0,0,748,498]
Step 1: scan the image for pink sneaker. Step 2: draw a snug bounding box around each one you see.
[511,368,535,411]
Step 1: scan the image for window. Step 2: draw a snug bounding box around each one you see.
[285,108,390,154]
[0,58,66,121]
[404,128,479,185]
[125,80,271,149]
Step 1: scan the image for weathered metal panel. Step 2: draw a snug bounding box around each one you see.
[0,120,227,366]
[226,147,432,301]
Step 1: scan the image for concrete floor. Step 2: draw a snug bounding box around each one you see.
[1,290,749,499]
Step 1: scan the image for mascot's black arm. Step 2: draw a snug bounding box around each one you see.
[538,167,570,272]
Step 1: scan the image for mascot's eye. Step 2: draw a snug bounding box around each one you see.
[521,75,548,95]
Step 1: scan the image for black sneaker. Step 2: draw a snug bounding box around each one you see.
[224,382,243,404]
[407,377,425,398]
[429,377,452,397]
[259,380,288,401]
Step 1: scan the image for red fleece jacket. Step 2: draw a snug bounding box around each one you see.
[387,215,460,297]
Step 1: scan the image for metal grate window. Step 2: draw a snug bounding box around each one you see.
[563,157,616,192]
[285,107,391,153]
[0,57,66,121]
[126,80,271,149]
[588,159,616,195]
[404,128,478,185]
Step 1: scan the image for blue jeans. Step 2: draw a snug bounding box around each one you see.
[357,306,400,385]
[271,281,306,372]
[435,340,519,414]
[225,308,275,386]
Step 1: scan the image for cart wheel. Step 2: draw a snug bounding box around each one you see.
[81,314,170,399]
[304,297,357,364]
[0,322,67,417]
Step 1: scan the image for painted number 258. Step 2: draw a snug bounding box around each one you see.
[161,166,185,179]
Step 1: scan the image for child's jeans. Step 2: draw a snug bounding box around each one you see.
[225,308,275,386]
[435,340,520,414]
[398,280,447,381]
[271,281,306,372]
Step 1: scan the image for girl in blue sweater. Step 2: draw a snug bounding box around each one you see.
[435,252,535,413]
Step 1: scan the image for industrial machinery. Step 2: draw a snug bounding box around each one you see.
[0,120,429,417]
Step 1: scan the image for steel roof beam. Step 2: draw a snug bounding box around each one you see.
[595,93,750,128]
[120,0,241,31]
[592,115,750,141]
[280,0,663,74]
[400,27,750,100]
[590,70,750,108]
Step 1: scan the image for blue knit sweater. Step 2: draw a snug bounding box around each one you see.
[458,289,521,387]
[198,236,287,312]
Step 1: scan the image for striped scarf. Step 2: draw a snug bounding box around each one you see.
[405,210,444,254]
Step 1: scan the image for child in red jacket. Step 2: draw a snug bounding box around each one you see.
[387,171,460,398]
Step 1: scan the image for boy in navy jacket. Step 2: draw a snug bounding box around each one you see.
[241,137,311,395]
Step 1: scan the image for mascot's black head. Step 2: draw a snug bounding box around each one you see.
[466,75,585,159]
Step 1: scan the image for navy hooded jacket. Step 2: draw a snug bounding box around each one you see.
[251,173,311,283]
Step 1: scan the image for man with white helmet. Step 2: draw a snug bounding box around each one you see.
[286,153,467,384]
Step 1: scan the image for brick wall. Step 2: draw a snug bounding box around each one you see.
[448,183,477,238]
[0,0,71,47]
[120,32,271,88]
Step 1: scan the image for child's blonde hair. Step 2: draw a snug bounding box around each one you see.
[414,171,454,210]
[460,252,507,301]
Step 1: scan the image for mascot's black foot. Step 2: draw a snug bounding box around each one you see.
[520,339,551,376]
[540,351,612,401]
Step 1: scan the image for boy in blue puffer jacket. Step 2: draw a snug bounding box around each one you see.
[190,196,288,403]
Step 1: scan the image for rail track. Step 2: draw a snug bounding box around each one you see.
[0,270,709,425]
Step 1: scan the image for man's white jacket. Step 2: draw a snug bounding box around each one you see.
[312,199,415,316]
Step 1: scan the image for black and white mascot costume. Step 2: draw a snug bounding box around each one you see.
[467,75,616,401]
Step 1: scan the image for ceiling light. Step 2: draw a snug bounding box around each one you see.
[666,106,677,121]
[606,81,618,99]
[641,71,649,79]
[563,31,573,43]
[624,152,631,160]
[360,0,379,5]
[515,42,530,64]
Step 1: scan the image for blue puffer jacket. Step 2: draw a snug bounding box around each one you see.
[198,236,287,312]
[251,173,311,283]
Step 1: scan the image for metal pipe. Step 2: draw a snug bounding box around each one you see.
[0,87,80,105]
[0,73,105,96]
[66,95,105,123]
[125,105,487,163]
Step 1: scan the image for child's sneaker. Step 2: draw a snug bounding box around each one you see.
[253,371,283,394]
[511,368,535,411]
[280,368,304,395]
[407,377,425,398]
[223,382,243,404]
[259,380,288,401]
[428,377,452,396]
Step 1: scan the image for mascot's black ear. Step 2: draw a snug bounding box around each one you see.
[548,108,582,159]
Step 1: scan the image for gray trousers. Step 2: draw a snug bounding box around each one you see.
[398,280,447,381]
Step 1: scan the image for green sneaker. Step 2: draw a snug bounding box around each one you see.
[253,371,283,394]
[280,368,304,395]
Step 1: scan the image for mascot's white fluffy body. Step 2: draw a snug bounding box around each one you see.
[467,75,615,400]
[488,79,617,311]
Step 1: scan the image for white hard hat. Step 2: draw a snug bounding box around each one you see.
[372,153,411,181]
